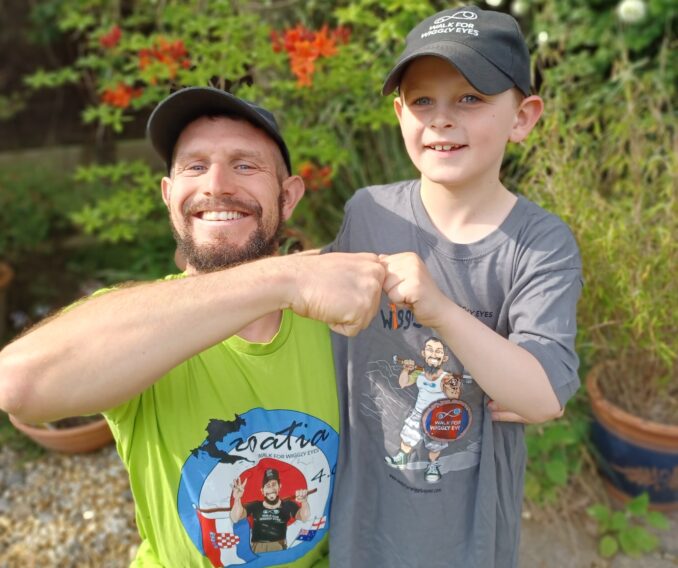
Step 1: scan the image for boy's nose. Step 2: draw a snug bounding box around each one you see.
[430,112,454,129]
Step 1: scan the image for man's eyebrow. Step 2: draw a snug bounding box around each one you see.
[174,148,266,164]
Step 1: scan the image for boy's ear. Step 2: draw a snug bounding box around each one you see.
[280,175,305,221]
[161,176,172,208]
[393,95,404,122]
[509,95,544,143]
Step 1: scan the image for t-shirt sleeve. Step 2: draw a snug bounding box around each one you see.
[507,223,583,407]
[322,196,355,253]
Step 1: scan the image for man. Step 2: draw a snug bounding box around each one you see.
[230,467,309,553]
[386,336,466,483]
[0,87,385,567]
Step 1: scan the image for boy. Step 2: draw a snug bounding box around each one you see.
[328,6,582,567]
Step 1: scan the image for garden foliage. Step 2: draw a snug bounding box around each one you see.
[9,0,678,552]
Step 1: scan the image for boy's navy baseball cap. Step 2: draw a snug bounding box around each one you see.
[382,6,531,96]
[147,86,291,174]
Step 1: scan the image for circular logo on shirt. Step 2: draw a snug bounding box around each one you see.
[177,408,338,567]
[421,399,472,442]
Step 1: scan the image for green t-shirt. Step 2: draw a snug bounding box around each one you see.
[104,308,338,568]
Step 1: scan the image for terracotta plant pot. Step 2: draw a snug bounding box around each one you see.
[0,261,14,340]
[9,414,114,454]
[587,362,678,510]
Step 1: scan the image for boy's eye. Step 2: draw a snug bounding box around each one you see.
[460,94,481,103]
[412,96,433,106]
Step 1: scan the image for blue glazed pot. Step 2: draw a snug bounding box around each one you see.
[587,363,678,510]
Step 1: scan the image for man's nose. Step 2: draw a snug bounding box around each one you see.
[204,163,236,196]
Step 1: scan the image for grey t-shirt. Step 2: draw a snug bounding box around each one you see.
[328,180,582,568]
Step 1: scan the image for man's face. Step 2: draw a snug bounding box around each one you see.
[261,480,281,504]
[161,116,290,274]
[422,339,447,370]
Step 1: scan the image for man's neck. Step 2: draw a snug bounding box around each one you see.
[263,498,282,509]
[420,177,516,244]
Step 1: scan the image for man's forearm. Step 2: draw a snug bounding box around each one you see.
[0,257,293,423]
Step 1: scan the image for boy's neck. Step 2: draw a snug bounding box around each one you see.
[419,177,517,245]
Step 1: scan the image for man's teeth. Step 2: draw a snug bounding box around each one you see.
[201,211,245,221]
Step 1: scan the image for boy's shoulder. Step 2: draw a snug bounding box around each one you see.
[348,179,418,207]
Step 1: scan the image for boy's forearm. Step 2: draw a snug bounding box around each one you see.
[432,300,562,423]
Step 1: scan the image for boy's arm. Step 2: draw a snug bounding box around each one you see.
[380,253,574,423]
[0,252,384,424]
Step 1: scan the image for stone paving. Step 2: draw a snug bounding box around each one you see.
[1,443,676,567]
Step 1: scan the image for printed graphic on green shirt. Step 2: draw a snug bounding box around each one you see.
[177,408,337,567]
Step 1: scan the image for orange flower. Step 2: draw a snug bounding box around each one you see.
[138,38,191,79]
[100,25,121,49]
[298,161,333,191]
[101,83,142,109]
[272,24,349,88]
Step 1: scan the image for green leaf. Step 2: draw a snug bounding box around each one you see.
[544,457,568,485]
[598,535,618,558]
[627,493,650,517]
[646,510,670,530]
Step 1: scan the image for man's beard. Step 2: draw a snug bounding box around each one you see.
[424,362,440,374]
[263,494,280,506]
[171,193,284,273]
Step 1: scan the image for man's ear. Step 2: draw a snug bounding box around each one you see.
[509,95,544,143]
[161,176,172,208]
[280,175,305,221]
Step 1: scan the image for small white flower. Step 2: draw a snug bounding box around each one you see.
[82,510,95,520]
[537,31,549,45]
[511,0,529,17]
[617,0,647,23]
[486,0,504,6]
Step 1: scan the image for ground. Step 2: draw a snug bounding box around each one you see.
[0,440,676,567]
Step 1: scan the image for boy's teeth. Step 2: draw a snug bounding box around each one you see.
[201,211,244,221]
[433,144,455,151]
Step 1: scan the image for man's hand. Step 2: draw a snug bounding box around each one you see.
[231,477,247,499]
[286,252,385,337]
[295,488,308,503]
[379,253,448,329]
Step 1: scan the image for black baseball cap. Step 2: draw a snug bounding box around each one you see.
[146,86,292,174]
[382,6,531,97]
[262,468,280,486]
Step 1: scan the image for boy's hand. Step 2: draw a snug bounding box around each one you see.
[488,400,564,423]
[379,252,447,328]
[287,252,385,337]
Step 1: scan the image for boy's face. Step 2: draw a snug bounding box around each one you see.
[394,56,541,191]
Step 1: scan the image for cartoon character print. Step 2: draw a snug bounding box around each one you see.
[383,336,474,484]
[177,408,337,567]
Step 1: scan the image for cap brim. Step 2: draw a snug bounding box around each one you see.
[382,42,514,96]
[146,87,290,173]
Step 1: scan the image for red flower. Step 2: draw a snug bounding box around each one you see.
[101,83,142,109]
[100,25,121,49]
[138,37,191,80]
[298,162,333,191]
[272,24,350,88]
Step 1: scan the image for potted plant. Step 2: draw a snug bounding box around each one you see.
[516,14,677,508]
[8,413,114,454]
